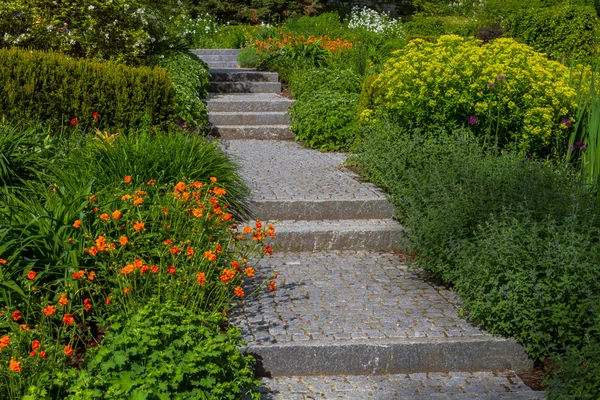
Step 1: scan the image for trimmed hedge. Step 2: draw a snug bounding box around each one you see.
[506,4,599,62]
[0,48,175,130]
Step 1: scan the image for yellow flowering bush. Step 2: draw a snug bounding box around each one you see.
[368,35,578,154]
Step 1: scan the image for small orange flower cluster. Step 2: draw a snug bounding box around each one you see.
[254,33,353,54]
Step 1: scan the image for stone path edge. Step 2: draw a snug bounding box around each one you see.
[250,199,395,221]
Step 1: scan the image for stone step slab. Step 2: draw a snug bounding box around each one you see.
[210,69,279,82]
[263,219,405,251]
[209,111,289,126]
[231,251,533,377]
[212,125,293,140]
[207,94,293,113]
[205,62,240,68]
[190,49,240,56]
[227,140,395,221]
[194,54,239,62]
[255,372,545,400]
[209,81,281,94]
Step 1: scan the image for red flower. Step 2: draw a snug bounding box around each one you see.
[197,272,206,286]
[70,118,78,127]
[167,265,176,275]
[12,310,22,321]
[92,111,99,120]
[264,245,273,255]
[27,270,37,280]
[31,340,40,350]
[39,351,47,358]
[63,345,73,357]
[105,297,111,305]
[151,265,159,274]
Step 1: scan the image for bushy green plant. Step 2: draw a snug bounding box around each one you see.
[65,300,259,399]
[0,48,175,131]
[156,51,210,129]
[405,15,480,38]
[289,67,362,101]
[451,216,600,359]
[367,35,578,155]
[238,47,260,67]
[186,0,320,24]
[505,3,599,63]
[0,0,179,64]
[284,12,345,36]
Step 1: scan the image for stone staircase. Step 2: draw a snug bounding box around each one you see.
[192,49,545,399]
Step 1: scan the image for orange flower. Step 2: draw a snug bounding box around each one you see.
[105,297,111,305]
[88,246,98,256]
[0,335,10,350]
[0,259,6,265]
[151,265,159,274]
[39,351,46,358]
[162,207,168,216]
[186,247,195,257]
[246,267,255,278]
[234,286,245,298]
[210,177,217,183]
[84,304,91,312]
[63,314,74,325]
[9,359,21,373]
[220,269,236,284]
[92,111,99,120]
[133,197,144,206]
[58,294,68,306]
[93,207,99,213]
[123,176,132,183]
[147,179,156,185]
[19,324,29,331]
[43,305,56,317]
[170,246,181,255]
[95,236,108,252]
[216,244,222,254]
[243,226,252,234]
[112,210,122,220]
[174,182,187,193]
[223,213,232,221]
[30,350,36,357]
[84,298,91,305]
[269,281,277,292]
[63,345,73,357]
[72,220,81,229]
[191,208,203,218]
[204,250,217,262]
[253,231,263,241]
[167,265,176,275]
[12,310,22,321]
[133,221,145,232]
[133,259,143,268]
[89,194,97,203]
[163,239,173,245]
[73,270,85,279]
[119,236,128,246]
[100,213,109,221]
[88,271,96,280]
[121,264,135,275]
[232,261,242,274]
[191,181,202,189]
[31,340,40,350]
[135,190,147,196]
[27,270,37,280]
[255,221,262,229]
[265,245,273,255]
[123,287,131,294]
[141,265,149,274]
[196,272,206,286]
[121,194,131,201]
[213,187,226,196]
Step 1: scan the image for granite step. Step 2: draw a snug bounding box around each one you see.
[209,111,289,126]
[228,140,394,220]
[232,251,533,377]
[212,125,293,140]
[207,94,293,113]
[209,81,281,94]
[195,54,239,62]
[264,219,405,251]
[211,69,279,82]
[205,62,240,69]
[190,49,240,56]
[255,372,545,400]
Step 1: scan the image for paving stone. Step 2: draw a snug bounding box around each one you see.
[257,372,545,399]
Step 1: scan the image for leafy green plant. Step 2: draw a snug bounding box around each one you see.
[0,48,175,131]
[238,47,260,68]
[505,3,599,63]
[156,51,211,129]
[66,299,259,399]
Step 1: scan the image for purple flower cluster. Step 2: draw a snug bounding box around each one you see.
[570,141,587,151]
[468,116,478,126]
[561,118,573,128]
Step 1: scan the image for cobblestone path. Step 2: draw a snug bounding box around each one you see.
[195,49,546,399]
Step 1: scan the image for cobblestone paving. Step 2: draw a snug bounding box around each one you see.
[232,251,484,344]
[255,371,543,399]
[227,140,385,201]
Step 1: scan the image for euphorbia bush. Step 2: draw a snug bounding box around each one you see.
[366,35,578,155]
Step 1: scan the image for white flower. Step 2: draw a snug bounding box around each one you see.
[88,5,94,10]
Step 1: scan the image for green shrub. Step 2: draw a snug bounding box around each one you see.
[238,47,260,68]
[65,300,258,399]
[0,0,178,64]
[288,67,362,150]
[451,216,600,359]
[505,4,599,63]
[368,35,578,155]
[0,48,175,131]
[545,329,600,399]
[156,51,210,129]
[186,0,320,24]
[405,15,480,37]
[284,12,346,37]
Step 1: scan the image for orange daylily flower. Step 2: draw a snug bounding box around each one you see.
[58,294,68,306]
[9,359,21,373]
[100,213,109,221]
[63,314,75,325]
[246,267,255,278]
[72,220,81,229]
[27,270,37,280]
[0,335,10,350]
[112,210,122,220]
[133,221,145,232]
[43,305,56,317]
[63,345,73,356]
[204,250,217,261]
[123,176,132,183]
[119,236,129,246]
[234,286,244,298]
[12,310,22,321]
[197,272,206,286]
